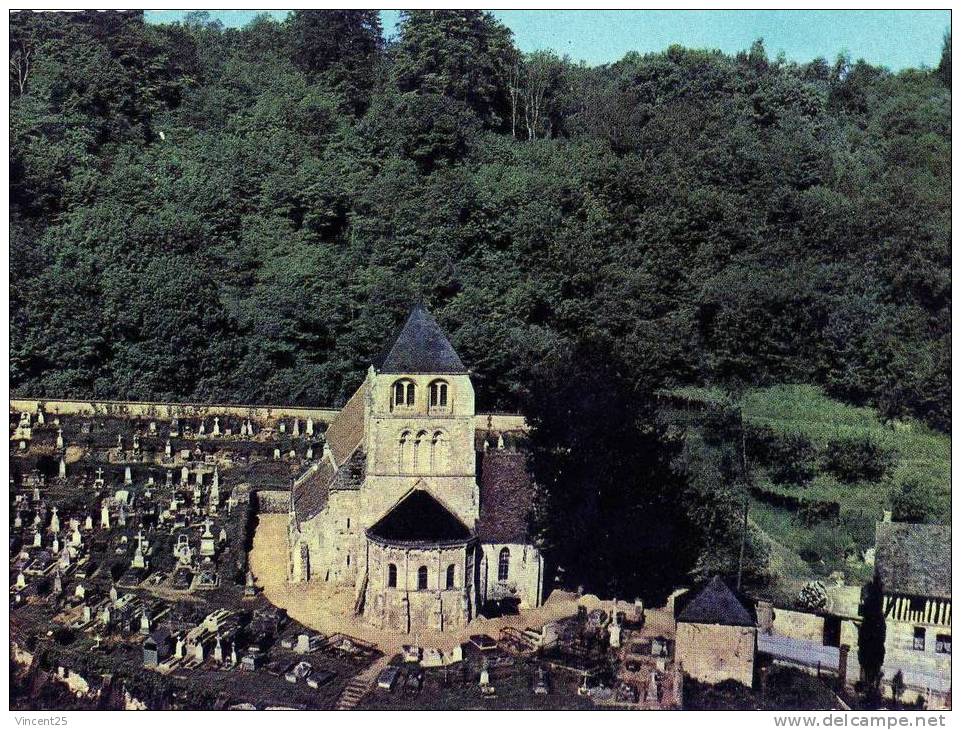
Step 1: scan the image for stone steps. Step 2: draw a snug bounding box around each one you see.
[334,677,370,710]
[334,656,390,710]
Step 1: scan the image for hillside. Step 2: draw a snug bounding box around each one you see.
[672,384,949,596]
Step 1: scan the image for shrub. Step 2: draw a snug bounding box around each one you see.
[891,478,936,523]
[822,437,895,483]
[745,425,816,486]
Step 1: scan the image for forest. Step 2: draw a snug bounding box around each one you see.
[8,8,951,605]
[10,10,950,433]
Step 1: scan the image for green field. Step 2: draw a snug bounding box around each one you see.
[672,384,950,589]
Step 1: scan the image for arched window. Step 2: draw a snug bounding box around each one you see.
[398,431,412,472]
[498,548,510,581]
[417,566,428,590]
[392,379,416,408]
[429,380,449,408]
[387,563,397,588]
[414,430,429,474]
[431,430,449,472]
[446,564,456,589]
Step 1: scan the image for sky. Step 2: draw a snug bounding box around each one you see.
[144,9,951,70]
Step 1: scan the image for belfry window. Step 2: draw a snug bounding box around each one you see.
[393,379,415,407]
[417,566,428,590]
[429,380,449,408]
[387,563,397,588]
[446,564,456,589]
[498,548,510,581]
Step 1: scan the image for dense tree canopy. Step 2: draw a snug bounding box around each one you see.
[10,10,951,435]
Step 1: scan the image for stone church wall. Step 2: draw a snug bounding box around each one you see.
[479,542,544,610]
[364,537,475,632]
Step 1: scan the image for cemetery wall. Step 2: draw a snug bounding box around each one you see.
[256,490,290,514]
[10,398,526,432]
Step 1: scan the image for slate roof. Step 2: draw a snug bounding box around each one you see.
[330,449,365,491]
[374,305,466,374]
[875,522,951,600]
[292,459,335,523]
[676,576,757,627]
[325,381,367,467]
[368,490,472,544]
[477,449,535,544]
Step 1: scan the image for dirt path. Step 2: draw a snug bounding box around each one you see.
[248,514,679,656]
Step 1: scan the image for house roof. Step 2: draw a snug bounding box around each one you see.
[368,489,472,544]
[676,576,756,627]
[374,305,466,374]
[477,449,534,544]
[875,522,951,600]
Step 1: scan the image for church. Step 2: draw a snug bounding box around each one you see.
[287,305,544,633]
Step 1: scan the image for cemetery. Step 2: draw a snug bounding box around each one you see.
[7,400,886,711]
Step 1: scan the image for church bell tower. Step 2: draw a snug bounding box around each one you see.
[360,305,479,529]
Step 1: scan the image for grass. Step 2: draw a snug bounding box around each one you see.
[739,384,949,500]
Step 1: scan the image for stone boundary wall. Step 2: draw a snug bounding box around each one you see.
[256,490,291,514]
[9,397,527,432]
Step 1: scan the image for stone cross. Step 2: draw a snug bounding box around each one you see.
[212,417,220,437]
[95,467,104,483]
[50,506,60,534]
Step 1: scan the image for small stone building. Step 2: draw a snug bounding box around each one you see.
[675,575,758,687]
[288,305,544,633]
[874,521,951,709]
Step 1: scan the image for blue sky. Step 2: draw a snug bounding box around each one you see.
[144,9,950,70]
